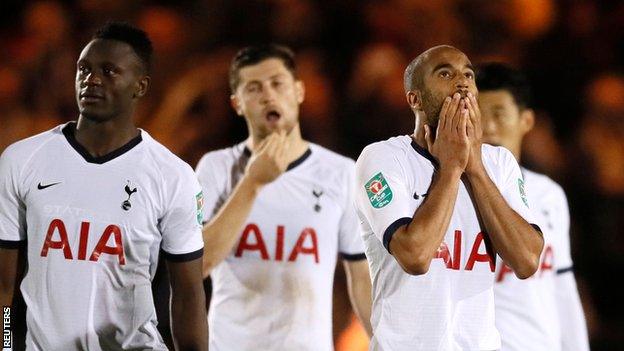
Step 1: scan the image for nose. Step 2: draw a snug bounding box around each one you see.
[82,71,102,87]
[455,75,469,91]
[260,83,276,104]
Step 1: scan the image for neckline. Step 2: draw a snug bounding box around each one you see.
[62,122,143,164]
[410,137,439,167]
[242,145,312,171]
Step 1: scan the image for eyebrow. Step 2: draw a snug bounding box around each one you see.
[431,63,475,73]
[243,73,288,85]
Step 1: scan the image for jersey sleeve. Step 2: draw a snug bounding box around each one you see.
[338,161,366,260]
[354,144,413,253]
[552,185,574,271]
[195,153,226,224]
[159,164,204,261]
[494,147,536,226]
[0,147,27,247]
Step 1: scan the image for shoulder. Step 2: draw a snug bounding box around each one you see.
[140,131,197,182]
[523,168,567,201]
[195,142,245,174]
[481,143,516,166]
[357,135,412,165]
[1,125,63,169]
[309,143,355,171]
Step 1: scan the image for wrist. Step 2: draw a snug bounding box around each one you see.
[436,165,464,180]
[240,174,265,194]
[464,162,488,180]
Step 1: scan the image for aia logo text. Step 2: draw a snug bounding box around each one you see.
[40,218,125,265]
[433,230,496,272]
[235,223,320,263]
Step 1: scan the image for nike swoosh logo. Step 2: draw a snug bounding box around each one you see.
[37,182,61,190]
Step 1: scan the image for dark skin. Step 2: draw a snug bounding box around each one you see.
[391,45,543,278]
[0,38,208,351]
[74,38,148,156]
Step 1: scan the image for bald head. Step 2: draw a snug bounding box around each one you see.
[404,45,465,93]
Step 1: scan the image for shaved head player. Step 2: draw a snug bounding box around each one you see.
[0,23,207,350]
[354,45,544,350]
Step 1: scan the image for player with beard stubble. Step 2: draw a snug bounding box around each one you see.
[354,45,544,350]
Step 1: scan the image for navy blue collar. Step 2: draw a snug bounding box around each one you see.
[410,137,438,167]
[63,122,142,164]
[242,146,312,171]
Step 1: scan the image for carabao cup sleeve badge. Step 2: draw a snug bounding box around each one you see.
[365,172,393,209]
[196,191,204,225]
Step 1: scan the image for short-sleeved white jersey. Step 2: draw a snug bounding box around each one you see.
[354,135,536,351]
[195,142,365,351]
[0,123,204,351]
[494,168,574,351]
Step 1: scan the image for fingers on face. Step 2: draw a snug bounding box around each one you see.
[459,108,469,138]
[438,96,452,130]
[466,93,480,123]
[445,93,461,131]
[452,99,465,133]
[466,115,475,138]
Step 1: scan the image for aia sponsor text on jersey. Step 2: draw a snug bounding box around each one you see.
[235,223,320,263]
[40,218,126,264]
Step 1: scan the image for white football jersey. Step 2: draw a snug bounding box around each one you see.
[195,142,365,351]
[354,135,536,351]
[0,123,204,351]
[494,168,577,351]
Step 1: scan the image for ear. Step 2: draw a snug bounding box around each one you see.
[520,108,535,134]
[134,76,151,98]
[406,90,422,110]
[295,80,305,104]
[230,94,244,116]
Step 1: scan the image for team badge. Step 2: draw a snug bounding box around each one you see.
[196,191,204,225]
[312,187,324,212]
[518,178,528,207]
[122,181,138,211]
[365,172,393,209]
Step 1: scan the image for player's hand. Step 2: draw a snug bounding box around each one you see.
[425,92,470,174]
[245,130,291,186]
[464,92,485,177]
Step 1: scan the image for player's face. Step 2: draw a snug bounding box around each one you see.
[480,90,530,150]
[420,48,477,126]
[231,58,304,139]
[75,39,148,122]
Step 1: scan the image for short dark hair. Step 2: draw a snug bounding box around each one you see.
[229,44,297,92]
[476,63,533,109]
[93,22,153,73]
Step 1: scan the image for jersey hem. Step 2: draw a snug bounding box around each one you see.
[383,217,412,253]
[162,247,204,262]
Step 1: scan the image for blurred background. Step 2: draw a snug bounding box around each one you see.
[1,0,623,349]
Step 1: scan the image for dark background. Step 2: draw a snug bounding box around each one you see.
[2,0,623,349]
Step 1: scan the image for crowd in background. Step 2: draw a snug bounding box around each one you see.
[1,0,623,349]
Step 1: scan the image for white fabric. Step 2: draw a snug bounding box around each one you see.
[195,142,365,351]
[494,168,589,351]
[0,124,204,351]
[354,135,535,351]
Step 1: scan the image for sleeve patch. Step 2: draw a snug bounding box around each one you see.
[518,178,529,207]
[196,191,204,225]
[365,172,393,209]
